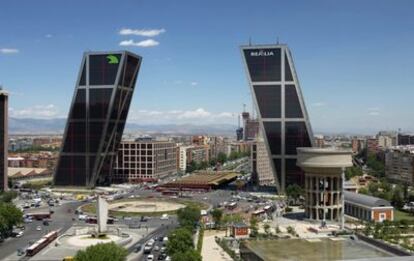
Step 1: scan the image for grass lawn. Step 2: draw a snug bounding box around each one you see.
[394,210,414,221]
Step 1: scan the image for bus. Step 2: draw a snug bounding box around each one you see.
[26,230,58,256]
[26,212,52,221]
[226,202,237,210]
[85,216,114,224]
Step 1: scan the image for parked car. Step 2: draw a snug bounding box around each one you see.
[146,254,154,261]
[36,226,41,231]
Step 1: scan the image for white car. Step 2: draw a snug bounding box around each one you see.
[160,214,169,220]
[146,254,154,261]
[36,226,41,231]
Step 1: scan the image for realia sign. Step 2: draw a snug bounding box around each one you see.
[250,50,274,57]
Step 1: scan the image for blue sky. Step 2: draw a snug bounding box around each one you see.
[1,0,414,133]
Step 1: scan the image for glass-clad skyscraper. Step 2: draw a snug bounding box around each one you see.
[54,51,142,187]
[241,44,314,193]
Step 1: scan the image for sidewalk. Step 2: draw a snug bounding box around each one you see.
[201,230,232,261]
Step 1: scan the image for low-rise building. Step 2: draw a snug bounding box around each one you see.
[229,222,249,239]
[8,167,52,181]
[344,191,394,222]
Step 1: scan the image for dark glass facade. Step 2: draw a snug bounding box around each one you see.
[0,92,7,191]
[253,85,281,118]
[242,45,313,192]
[243,48,281,82]
[54,51,142,187]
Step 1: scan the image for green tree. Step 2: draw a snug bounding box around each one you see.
[217,152,227,164]
[211,208,223,227]
[285,184,304,205]
[209,158,217,167]
[0,202,23,235]
[250,216,259,237]
[345,166,363,180]
[177,206,201,229]
[186,161,198,173]
[263,223,271,237]
[198,161,209,170]
[358,187,369,195]
[392,188,404,209]
[0,191,18,203]
[366,155,385,178]
[74,242,127,261]
[222,213,243,225]
[286,226,296,236]
[172,249,202,261]
[167,228,194,256]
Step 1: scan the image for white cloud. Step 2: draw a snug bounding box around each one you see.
[9,104,61,118]
[311,102,325,107]
[119,39,159,47]
[119,28,166,37]
[367,107,380,116]
[368,111,380,116]
[45,34,53,38]
[128,108,236,124]
[0,48,19,54]
[190,82,198,87]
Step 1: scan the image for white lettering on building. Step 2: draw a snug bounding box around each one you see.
[250,50,274,57]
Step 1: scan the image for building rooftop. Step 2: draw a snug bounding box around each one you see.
[8,167,50,178]
[389,145,414,154]
[344,191,392,208]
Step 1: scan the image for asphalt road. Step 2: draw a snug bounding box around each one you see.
[0,201,83,261]
[128,221,178,261]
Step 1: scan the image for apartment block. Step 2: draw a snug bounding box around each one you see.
[113,140,177,183]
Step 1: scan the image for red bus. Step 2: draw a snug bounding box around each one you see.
[26,212,52,221]
[26,230,58,256]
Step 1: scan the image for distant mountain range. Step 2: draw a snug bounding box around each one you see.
[9,118,237,136]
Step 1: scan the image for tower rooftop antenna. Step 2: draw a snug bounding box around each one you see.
[249,37,252,46]
[277,36,280,45]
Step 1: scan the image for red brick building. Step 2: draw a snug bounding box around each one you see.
[229,222,249,239]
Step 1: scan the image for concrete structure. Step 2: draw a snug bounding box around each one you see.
[113,140,177,183]
[0,90,8,191]
[385,145,414,185]
[54,51,142,187]
[96,196,109,233]
[251,131,275,186]
[241,44,314,193]
[296,148,352,227]
[178,145,191,171]
[344,191,394,222]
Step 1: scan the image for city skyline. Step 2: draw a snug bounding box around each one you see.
[1,1,414,133]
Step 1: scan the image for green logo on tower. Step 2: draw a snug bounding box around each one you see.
[106,55,119,64]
